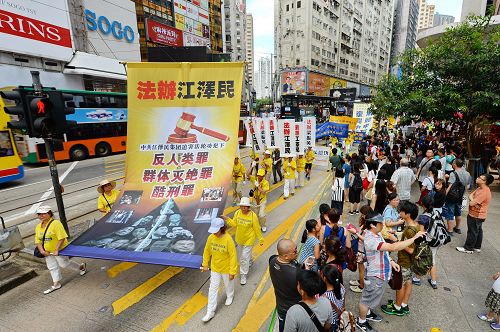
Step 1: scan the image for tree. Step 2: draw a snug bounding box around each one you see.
[371,15,500,156]
[254,97,273,111]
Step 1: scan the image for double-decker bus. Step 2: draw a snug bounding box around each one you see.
[0,129,23,183]
[16,89,127,163]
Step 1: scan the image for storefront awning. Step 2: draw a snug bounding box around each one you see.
[63,52,127,80]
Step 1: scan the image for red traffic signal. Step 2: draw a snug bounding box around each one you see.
[29,97,52,117]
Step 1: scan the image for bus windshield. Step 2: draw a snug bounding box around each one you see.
[0,130,15,157]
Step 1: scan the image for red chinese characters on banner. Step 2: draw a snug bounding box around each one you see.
[284,122,291,136]
[146,19,183,47]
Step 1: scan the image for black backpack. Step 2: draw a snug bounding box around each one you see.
[446,171,465,204]
[352,173,363,191]
[425,210,451,247]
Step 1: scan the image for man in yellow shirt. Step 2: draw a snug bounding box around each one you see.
[34,205,86,294]
[261,150,273,182]
[296,152,306,188]
[305,146,315,180]
[222,197,263,285]
[232,156,246,205]
[97,179,119,215]
[201,218,238,322]
[283,153,297,199]
[247,152,260,179]
[250,168,270,232]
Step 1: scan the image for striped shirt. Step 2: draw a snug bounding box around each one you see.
[323,285,346,326]
[331,177,344,202]
[299,236,320,265]
[390,166,416,200]
[364,230,391,280]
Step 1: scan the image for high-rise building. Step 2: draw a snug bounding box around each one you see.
[417,0,435,30]
[224,0,246,61]
[255,57,272,99]
[245,14,254,88]
[433,13,455,27]
[274,0,394,94]
[391,0,419,64]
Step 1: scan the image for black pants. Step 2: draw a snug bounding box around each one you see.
[273,164,283,183]
[464,215,484,250]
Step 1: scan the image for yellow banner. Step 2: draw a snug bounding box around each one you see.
[329,115,358,131]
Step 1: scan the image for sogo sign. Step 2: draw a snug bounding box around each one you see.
[84,9,134,43]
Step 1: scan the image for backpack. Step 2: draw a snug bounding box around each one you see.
[351,173,363,191]
[445,171,465,204]
[425,210,451,247]
[410,241,433,276]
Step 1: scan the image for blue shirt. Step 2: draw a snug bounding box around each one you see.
[383,205,399,230]
[343,163,351,187]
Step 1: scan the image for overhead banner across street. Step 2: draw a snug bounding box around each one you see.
[63,62,244,268]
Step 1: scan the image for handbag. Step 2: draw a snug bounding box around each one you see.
[388,266,403,290]
[345,247,357,272]
[298,302,325,332]
[33,219,54,258]
[102,193,112,209]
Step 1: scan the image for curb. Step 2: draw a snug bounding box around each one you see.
[0,262,38,295]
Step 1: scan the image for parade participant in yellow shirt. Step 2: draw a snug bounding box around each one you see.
[261,150,273,182]
[201,218,238,322]
[232,156,246,205]
[97,179,119,215]
[283,153,297,199]
[247,151,260,178]
[34,206,86,294]
[305,146,315,180]
[249,168,270,232]
[296,152,306,188]
[222,197,263,285]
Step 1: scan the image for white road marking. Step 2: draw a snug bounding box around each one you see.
[24,161,79,215]
[0,178,52,192]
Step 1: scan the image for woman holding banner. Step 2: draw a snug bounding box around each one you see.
[221,197,264,286]
[97,179,119,215]
[201,218,238,322]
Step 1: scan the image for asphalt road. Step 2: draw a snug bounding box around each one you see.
[0,154,125,238]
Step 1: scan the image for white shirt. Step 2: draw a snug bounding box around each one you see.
[494,276,500,293]
[422,176,434,191]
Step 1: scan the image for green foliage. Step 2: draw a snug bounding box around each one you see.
[254,98,273,110]
[371,16,500,126]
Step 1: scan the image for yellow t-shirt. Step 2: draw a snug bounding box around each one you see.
[226,210,264,246]
[261,157,273,173]
[232,161,246,183]
[305,150,315,163]
[283,159,297,179]
[98,189,119,213]
[34,219,68,253]
[249,175,270,203]
[202,233,238,275]
[296,157,306,172]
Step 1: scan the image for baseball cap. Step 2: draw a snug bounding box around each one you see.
[36,205,52,214]
[208,218,225,234]
[366,214,384,223]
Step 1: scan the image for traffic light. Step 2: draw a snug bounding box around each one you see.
[45,90,76,134]
[1,88,31,134]
[28,93,55,137]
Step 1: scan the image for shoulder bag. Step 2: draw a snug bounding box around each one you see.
[297,302,325,332]
[34,219,54,258]
[102,193,112,209]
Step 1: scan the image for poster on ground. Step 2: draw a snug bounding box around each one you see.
[62,62,244,268]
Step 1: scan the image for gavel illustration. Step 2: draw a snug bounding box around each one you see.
[167,112,230,143]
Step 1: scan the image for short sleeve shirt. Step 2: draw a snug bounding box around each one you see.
[298,236,320,264]
[284,297,333,332]
[364,231,391,280]
[397,225,418,268]
[469,186,492,219]
[417,213,432,230]
[34,219,68,253]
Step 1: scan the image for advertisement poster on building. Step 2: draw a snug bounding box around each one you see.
[185,2,199,20]
[184,17,195,34]
[63,63,244,268]
[175,13,185,30]
[200,0,209,10]
[278,119,296,155]
[198,8,210,25]
[281,71,306,95]
[173,0,187,15]
[329,77,347,89]
[183,33,209,47]
[308,72,330,97]
[202,25,210,39]
[146,19,184,47]
[194,21,203,37]
[0,0,73,62]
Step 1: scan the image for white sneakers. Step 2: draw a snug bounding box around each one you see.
[261,226,267,232]
[456,247,474,254]
[202,312,215,322]
[240,274,247,285]
[225,297,233,306]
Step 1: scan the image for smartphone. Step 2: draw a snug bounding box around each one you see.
[304,256,316,269]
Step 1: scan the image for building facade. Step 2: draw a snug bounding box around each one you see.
[245,14,254,88]
[417,0,435,30]
[209,0,224,52]
[390,0,419,65]
[274,0,394,97]
[224,0,246,61]
[433,13,455,27]
[255,57,272,99]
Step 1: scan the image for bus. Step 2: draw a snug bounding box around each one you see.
[281,95,334,121]
[16,89,127,163]
[0,129,24,183]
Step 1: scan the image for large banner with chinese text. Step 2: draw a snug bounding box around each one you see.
[63,62,244,268]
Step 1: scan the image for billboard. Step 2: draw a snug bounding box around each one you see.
[281,71,306,95]
[173,0,210,47]
[308,72,330,97]
[63,62,244,268]
[0,0,73,61]
[146,19,183,47]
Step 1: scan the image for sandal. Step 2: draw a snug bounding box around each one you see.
[79,263,87,276]
[43,284,62,294]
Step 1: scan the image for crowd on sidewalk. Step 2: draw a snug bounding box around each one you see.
[267,124,499,332]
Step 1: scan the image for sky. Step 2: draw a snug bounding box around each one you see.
[247,0,463,59]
